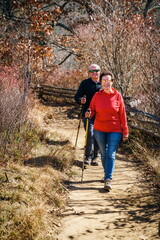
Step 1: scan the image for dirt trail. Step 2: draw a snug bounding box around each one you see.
[33,103,160,240]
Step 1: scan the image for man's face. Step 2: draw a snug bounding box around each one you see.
[88,66,100,82]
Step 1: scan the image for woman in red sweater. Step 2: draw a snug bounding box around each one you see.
[85,71,129,191]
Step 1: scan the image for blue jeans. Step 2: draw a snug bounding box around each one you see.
[83,117,99,160]
[94,130,122,180]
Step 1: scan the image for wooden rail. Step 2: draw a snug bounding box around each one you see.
[33,84,160,138]
[34,85,77,102]
[126,107,160,138]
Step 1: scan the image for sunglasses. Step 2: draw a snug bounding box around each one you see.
[89,69,100,73]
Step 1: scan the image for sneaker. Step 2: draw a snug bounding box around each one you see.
[91,158,99,166]
[100,177,104,183]
[84,158,91,165]
[104,179,112,191]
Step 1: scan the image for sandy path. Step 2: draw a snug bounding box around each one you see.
[57,128,159,240]
[31,103,160,240]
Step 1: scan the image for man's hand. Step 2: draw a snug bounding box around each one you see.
[81,95,86,104]
[85,109,91,118]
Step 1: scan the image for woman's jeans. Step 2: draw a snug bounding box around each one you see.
[94,130,122,180]
[82,117,99,160]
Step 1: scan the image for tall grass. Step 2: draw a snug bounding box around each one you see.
[0,165,67,240]
[120,127,160,175]
[0,93,75,240]
[0,126,75,240]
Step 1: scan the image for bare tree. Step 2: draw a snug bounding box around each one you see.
[71,1,160,115]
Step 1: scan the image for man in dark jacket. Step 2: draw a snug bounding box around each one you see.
[74,64,101,165]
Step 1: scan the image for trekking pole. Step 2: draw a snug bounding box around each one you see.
[74,96,86,148]
[81,116,89,183]
[74,105,83,148]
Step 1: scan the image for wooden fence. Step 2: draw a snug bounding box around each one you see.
[34,84,77,103]
[33,84,160,138]
[126,106,160,138]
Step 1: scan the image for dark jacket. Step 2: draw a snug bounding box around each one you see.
[74,78,101,117]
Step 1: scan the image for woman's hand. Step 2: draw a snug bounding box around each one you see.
[123,135,129,142]
[85,109,91,118]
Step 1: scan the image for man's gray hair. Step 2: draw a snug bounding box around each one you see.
[88,64,100,70]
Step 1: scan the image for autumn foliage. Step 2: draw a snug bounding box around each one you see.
[0,1,160,240]
[0,0,160,165]
[71,5,160,114]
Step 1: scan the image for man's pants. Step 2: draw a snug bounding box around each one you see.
[82,117,99,160]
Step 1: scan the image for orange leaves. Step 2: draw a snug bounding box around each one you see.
[56,7,62,14]
[30,10,53,34]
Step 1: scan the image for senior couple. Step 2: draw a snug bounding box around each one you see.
[74,64,129,191]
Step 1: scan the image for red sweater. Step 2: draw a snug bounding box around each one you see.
[89,89,129,136]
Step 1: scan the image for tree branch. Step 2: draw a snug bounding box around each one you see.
[51,42,79,56]
[56,22,75,34]
[58,53,72,65]
[143,0,154,18]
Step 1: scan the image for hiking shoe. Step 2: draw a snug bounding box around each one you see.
[91,158,99,166]
[84,158,91,165]
[100,177,104,183]
[104,179,112,191]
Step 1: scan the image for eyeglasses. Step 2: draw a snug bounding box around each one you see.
[89,69,100,73]
[101,79,112,83]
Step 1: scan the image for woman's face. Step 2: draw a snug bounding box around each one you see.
[101,75,113,89]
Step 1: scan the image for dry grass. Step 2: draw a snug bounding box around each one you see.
[131,142,160,174]
[121,127,160,175]
[0,104,75,240]
[0,165,65,240]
